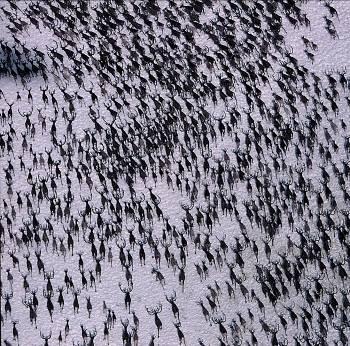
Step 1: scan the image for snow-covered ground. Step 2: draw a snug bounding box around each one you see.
[1,1,350,345]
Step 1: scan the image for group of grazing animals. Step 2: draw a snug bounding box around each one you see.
[0,0,350,345]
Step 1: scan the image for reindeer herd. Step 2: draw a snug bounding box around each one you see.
[0,0,350,345]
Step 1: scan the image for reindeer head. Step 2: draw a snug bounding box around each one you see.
[117,237,126,249]
[44,269,55,280]
[212,312,226,325]
[165,291,177,303]
[88,327,97,339]
[180,202,194,211]
[146,303,162,315]
[119,282,133,294]
[43,288,54,299]
[2,291,13,301]
[72,288,81,296]
[120,318,129,328]
[22,296,32,308]
[40,330,52,340]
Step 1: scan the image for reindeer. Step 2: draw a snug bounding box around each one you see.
[2,291,13,319]
[7,249,19,269]
[151,267,165,287]
[146,303,163,338]
[40,330,52,346]
[86,296,92,318]
[165,291,180,321]
[87,328,97,346]
[43,287,54,322]
[196,298,211,325]
[72,288,81,314]
[212,312,227,341]
[22,296,37,327]
[119,282,133,313]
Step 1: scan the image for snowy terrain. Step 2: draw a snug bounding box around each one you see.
[1,1,350,345]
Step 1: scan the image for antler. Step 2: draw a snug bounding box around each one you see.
[212,312,226,324]
[40,330,52,340]
[119,282,133,293]
[166,291,177,302]
[146,303,162,315]
[22,296,32,307]
[117,237,126,248]
[89,327,97,337]
[180,201,194,211]
[43,288,54,298]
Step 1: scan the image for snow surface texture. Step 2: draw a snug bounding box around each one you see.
[0,1,350,345]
